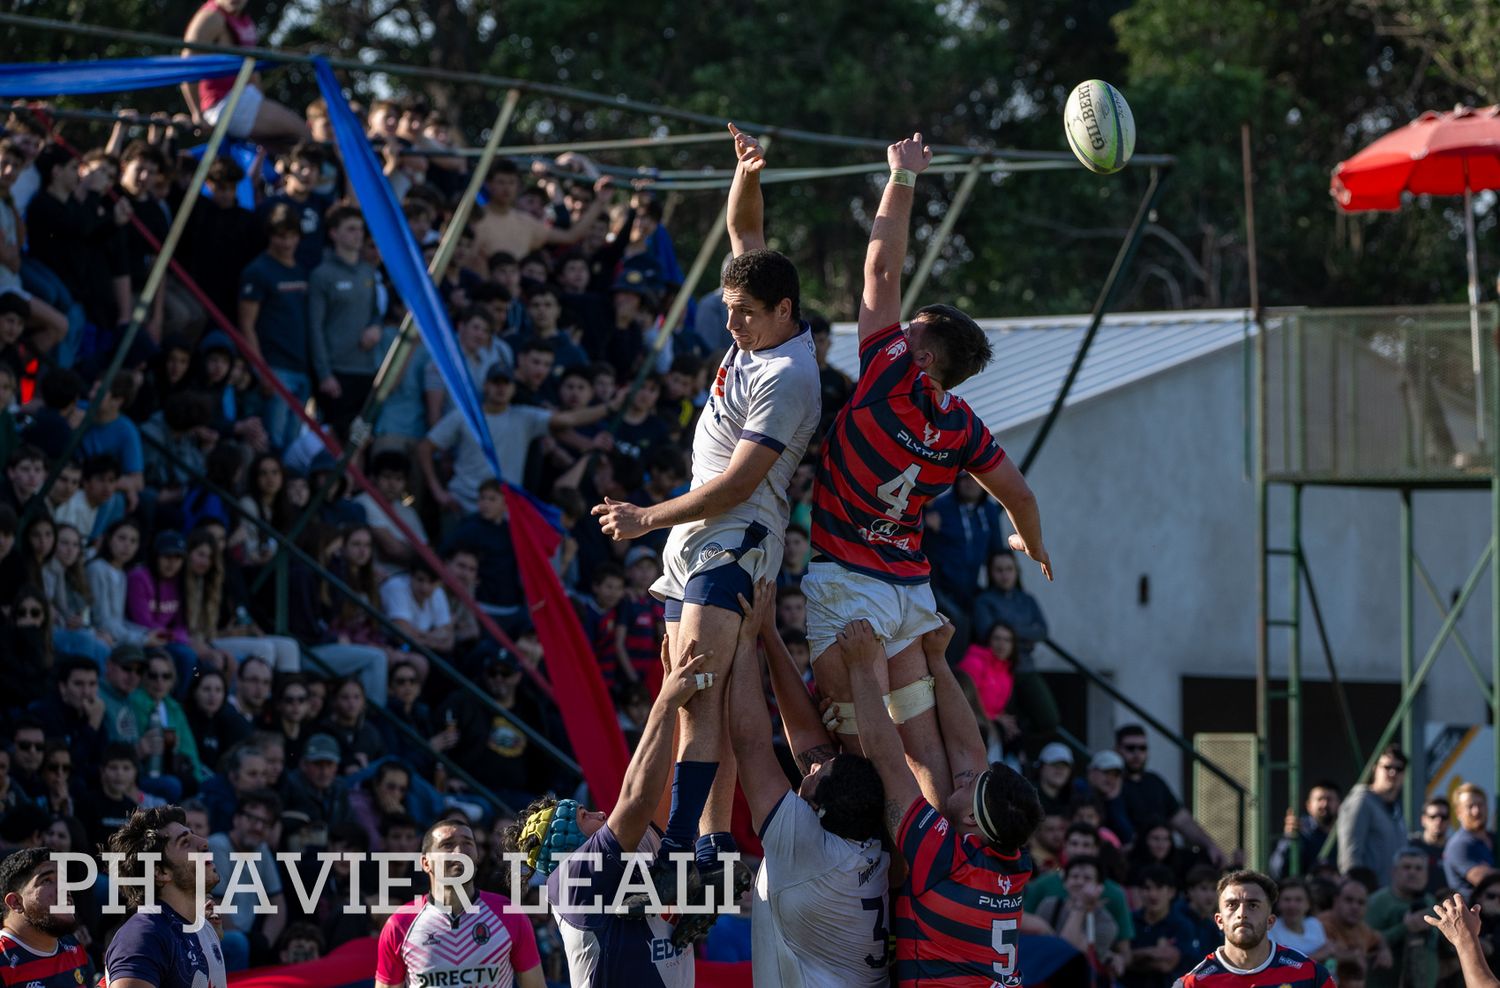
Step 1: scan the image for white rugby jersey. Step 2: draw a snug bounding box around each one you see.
[686,324,820,534]
[752,791,892,988]
[375,891,539,988]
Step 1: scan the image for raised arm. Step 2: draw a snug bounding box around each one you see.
[972,457,1053,581]
[726,582,793,831]
[726,123,767,256]
[758,599,838,774]
[923,620,989,797]
[858,133,932,342]
[1428,895,1500,988]
[839,620,921,836]
[608,633,710,851]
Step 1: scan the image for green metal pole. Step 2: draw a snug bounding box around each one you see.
[256,88,522,592]
[22,57,256,528]
[901,157,985,321]
[1288,484,1303,870]
[1401,488,1416,818]
[1414,556,1494,702]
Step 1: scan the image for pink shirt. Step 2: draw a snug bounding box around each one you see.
[376,891,539,987]
[196,0,259,111]
[125,566,189,645]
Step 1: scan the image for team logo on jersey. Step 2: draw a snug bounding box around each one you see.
[713,366,728,398]
[25,980,43,988]
[885,338,908,359]
[424,931,442,945]
[699,542,724,564]
[859,525,914,551]
[923,423,941,447]
[870,519,901,537]
[997,875,1013,894]
[74,971,84,985]
[472,922,491,945]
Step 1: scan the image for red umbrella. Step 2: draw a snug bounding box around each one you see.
[1331,104,1500,443]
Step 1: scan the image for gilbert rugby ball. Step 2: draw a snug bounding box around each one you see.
[1064,80,1135,175]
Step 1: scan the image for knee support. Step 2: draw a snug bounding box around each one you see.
[828,676,936,735]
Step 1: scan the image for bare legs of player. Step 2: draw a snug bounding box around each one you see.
[811,639,954,812]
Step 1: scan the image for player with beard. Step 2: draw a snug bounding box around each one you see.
[0,848,95,986]
[1175,871,1332,988]
[104,806,228,988]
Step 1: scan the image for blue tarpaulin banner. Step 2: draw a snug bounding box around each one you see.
[0,55,257,97]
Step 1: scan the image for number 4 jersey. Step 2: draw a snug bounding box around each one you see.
[894,798,1031,988]
[811,322,1005,584]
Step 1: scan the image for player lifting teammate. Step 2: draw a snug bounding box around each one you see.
[841,618,1042,987]
[726,581,890,987]
[592,123,820,906]
[803,132,1051,806]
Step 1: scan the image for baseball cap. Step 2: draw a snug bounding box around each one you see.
[154,530,186,557]
[108,643,147,669]
[484,362,513,383]
[1038,742,1073,766]
[302,734,341,764]
[481,646,520,674]
[624,545,660,569]
[1089,750,1125,773]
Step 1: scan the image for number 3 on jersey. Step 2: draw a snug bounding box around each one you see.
[992,917,1018,979]
[875,464,922,519]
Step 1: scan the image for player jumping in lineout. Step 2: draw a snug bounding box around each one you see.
[801,131,1051,806]
[592,122,821,908]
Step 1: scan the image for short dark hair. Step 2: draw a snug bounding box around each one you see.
[39,368,82,411]
[120,140,167,170]
[1063,854,1102,880]
[591,561,625,587]
[379,812,418,838]
[1375,744,1409,774]
[721,249,801,322]
[236,788,283,820]
[105,805,188,905]
[977,762,1044,852]
[1115,724,1147,744]
[1185,863,1221,889]
[264,203,301,238]
[913,303,992,387]
[1138,863,1177,889]
[102,741,138,768]
[0,847,51,900]
[56,655,95,685]
[812,753,886,845]
[0,504,18,536]
[207,157,245,186]
[1308,779,1341,796]
[7,444,43,469]
[527,283,559,305]
[82,454,120,481]
[1065,821,1100,843]
[1217,868,1278,908]
[487,159,520,181]
[370,450,411,477]
[324,204,363,230]
[456,304,494,330]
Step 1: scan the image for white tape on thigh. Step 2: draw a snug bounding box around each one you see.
[885,676,936,724]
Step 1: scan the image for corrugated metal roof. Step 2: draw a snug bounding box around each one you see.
[827,309,1256,433]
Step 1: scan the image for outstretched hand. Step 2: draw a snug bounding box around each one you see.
[1008,532,1054,581]
[836,619,883,671]
[661,638,713,709]
[728,122,766,174]
[736,579,775,645]
[888,131,933,175]
[1425,894,1482,946]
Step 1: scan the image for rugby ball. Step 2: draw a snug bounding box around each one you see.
[1063,80,1135,175]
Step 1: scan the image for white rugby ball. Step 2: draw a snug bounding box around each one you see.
[1063,80,1135,175]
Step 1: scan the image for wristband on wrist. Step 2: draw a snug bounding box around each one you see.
[890,167,917,188]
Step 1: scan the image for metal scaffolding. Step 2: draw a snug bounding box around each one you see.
[1253,303,1500,870]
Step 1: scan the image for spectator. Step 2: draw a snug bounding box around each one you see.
[382,660,449,777]
[198,741,270,834]
[422,304,513,426]
[808,315,851,435]
[1031,813,1068,873]
[436,646,549,813]
[957,620,1017,733]
[356,450,423,567]
[22,367,83,462]
[1445,782,1497,899]
[1125,863,1195,988]
[347,761,413,851]
[184,528,300,672]
[1366,847,1436,988]
[207,789,288,969]
[1318,876,1393,977]
[440,546,483,654]
[1034,742,1077,817]
[231,656,273,724]
[183,667,252,772]
[469,160,611,268]
[78,374,145,514]
[75,741,154,849]
[1269,876,1330,960]
[125,529,211,690]
[776,584,807,636]
[1126,819,1193,892]
[309,205,382,439]
[1116,724,1227,866]
[126,650,208,784]
[1180,864,1223,959]
[118,140,204,340]
[1024,821,1138,945]
[98,643,148,748]
[270,674,315,768]
[8,719,44,801]
[616,545,665,683]
[87,519,164,653]
[1035,855,1131,979]
[317,677,386,773]
[380,558,453,661]
[27,655,107,784]
[239,204,314,450]
[1411,796,1450,895]
[1269,780,1341,879]
[280,732,351,829]
[56,453,125,546]
[181,156,261,320]
[924,476,1009,643]
[25,143,130,339]
[612,374,671,460]
[40,459,82,524]
[510,341,558,408]
[972,549,1057,738]
[516,285,588,371]
[1337,745,1410,887]
[417,363,609,516]
[1084,749,1136,847]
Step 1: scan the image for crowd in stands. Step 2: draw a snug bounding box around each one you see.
[0,60,1484,988]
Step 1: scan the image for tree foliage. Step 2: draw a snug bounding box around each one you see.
[3,0,1495,315]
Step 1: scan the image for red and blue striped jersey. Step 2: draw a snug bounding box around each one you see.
[812,323,1005,584]
[1174,945,1332,988]
[894,798,1031,987]
[0,931,93,988]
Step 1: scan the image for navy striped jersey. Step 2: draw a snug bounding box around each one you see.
[894,798,1031,987]
[0,930,92,988]
[103,901,227,988]
[1174,945,1332,988]
[812,323,1004,583]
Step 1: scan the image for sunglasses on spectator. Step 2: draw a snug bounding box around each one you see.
[237,812,273,827]
[1378,762,1406,774]
[1120,743,1148,752]
[16,606,43,619]
[45,762,70,775]
[1426,810,1449,821]
[147,671,175,682]
[15,741,42,752]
